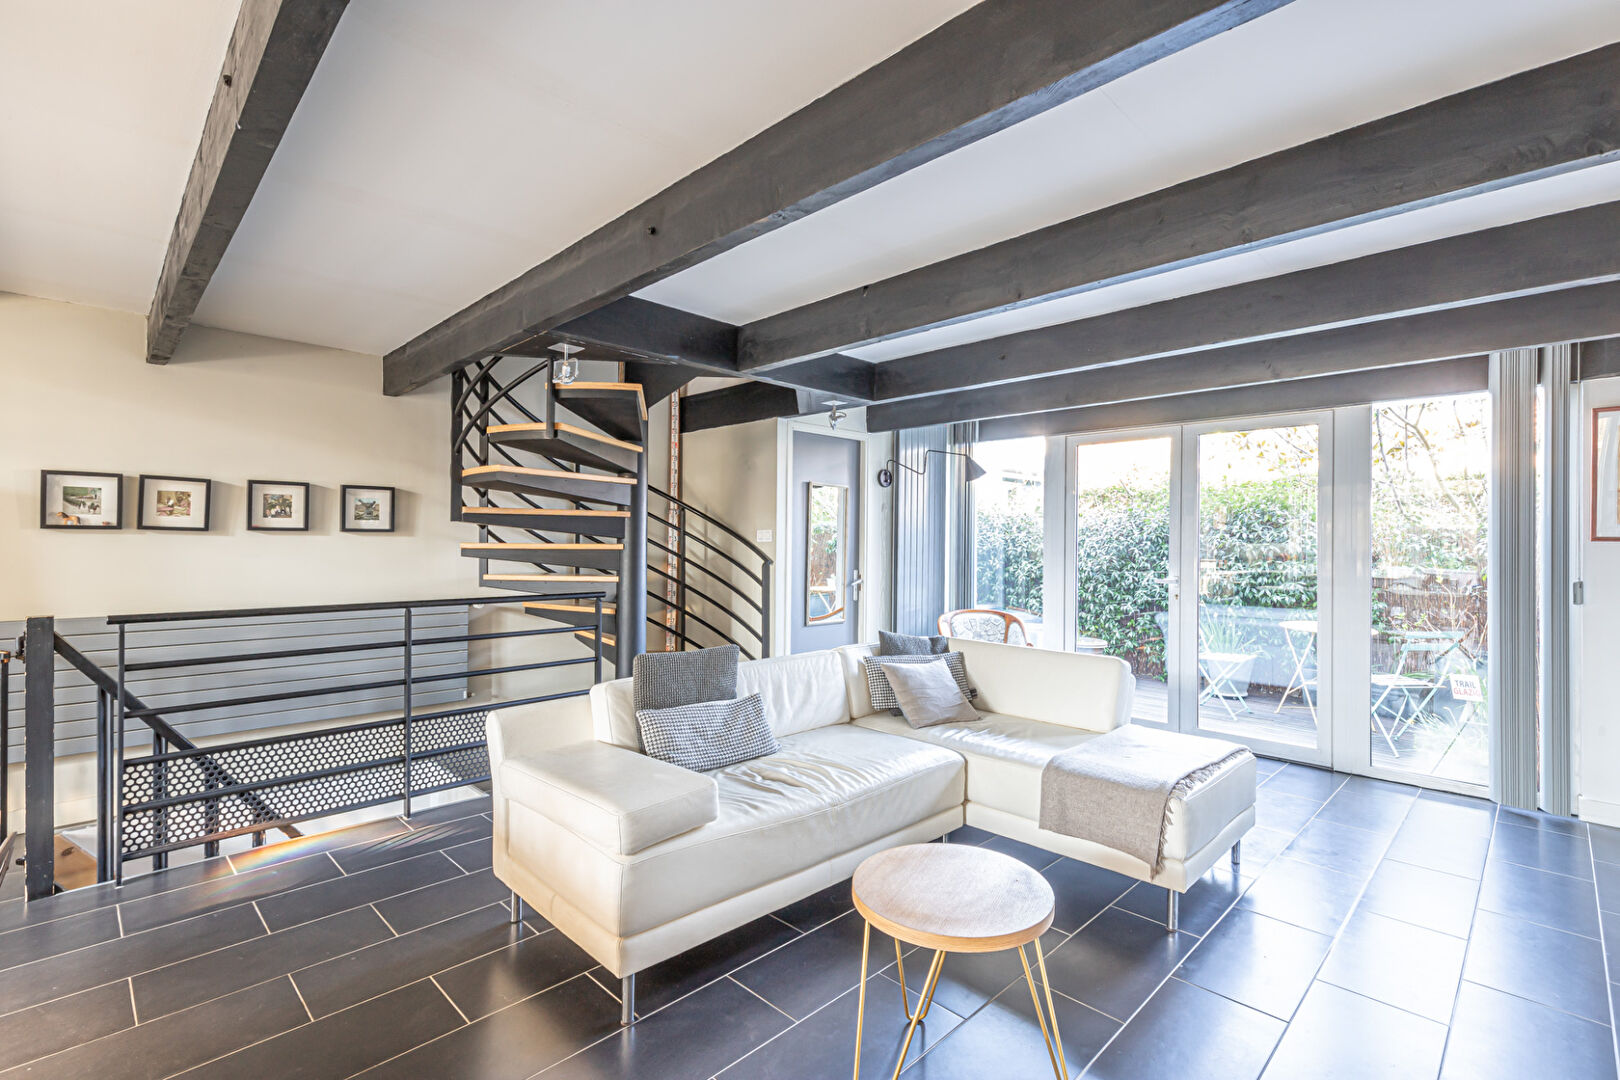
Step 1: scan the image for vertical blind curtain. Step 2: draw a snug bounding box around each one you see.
[890,425,949,636]
[1539,344,1576,815]
[1489,349,1539,810]
[946,421,979,611]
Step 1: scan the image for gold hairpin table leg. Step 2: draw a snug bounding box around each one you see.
[1018,939,1069,1080]
[852,923,947,1080]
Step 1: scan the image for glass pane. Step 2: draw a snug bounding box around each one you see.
[1074,437,1174,725]
[1369,394,1489,786]
[804,482,847,625]
[972,437,1046,644]
[1196,425,1321,747]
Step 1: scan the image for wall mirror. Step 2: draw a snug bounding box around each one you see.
[805,481,848,625]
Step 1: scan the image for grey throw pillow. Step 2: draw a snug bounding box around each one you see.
[864,652,977,712]
[879,630,949,656]
[883,659,980,728]
[635,693,778,772]
[633,644,740,712]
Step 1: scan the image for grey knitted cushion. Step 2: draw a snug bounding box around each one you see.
[632,644,739,712]
[635,693,778,772]
[864,653,976,712]
[878,630,949,656]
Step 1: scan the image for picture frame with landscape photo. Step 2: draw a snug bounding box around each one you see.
[247,480,311,532]
[1594,406,1620,542]
[40,470,123,529]
[138,475,212,531]
[341,485,396,533]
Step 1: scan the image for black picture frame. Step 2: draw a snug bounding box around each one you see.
[40,470,123,529]
[340,485,396,533]
[247,480,311,531]
[138,475,213,531]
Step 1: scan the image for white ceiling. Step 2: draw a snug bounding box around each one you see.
[640,0,1620,357]
[2,0,1618,363]
[0,0,240,311]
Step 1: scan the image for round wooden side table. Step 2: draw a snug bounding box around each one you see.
[850,843,1068,1080]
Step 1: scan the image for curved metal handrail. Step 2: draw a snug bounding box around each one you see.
[648,485,772,568]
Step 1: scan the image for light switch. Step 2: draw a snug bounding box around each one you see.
[755,529,773,543]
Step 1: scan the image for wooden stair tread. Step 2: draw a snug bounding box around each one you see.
[461,506,629,518]
[526,602,618,613]
[461,465,635,486]
[574,628,617,648]
[484,572,619,582]
[486,422,643,454]
[461,542,624,551]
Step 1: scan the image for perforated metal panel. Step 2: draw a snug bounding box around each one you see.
[119,708,490,859]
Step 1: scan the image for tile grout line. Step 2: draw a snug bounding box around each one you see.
[430,974,471,1026]
[371,902,400,937]
[726,973,796,1022]
[326,851,349,877]
[1588,825,1620,1075]
[288,972,315,1023]
[251,900,272,936]
[128,977,139,1026]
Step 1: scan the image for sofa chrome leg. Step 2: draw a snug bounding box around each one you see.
[509,891,523,925]
[1166,891,1180,933]
[620,974,636,1026]
[1231,840,1242,873]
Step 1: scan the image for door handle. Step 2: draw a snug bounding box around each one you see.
[848,570,864,595]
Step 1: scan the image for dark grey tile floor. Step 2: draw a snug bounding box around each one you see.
[2,766,1618,1079]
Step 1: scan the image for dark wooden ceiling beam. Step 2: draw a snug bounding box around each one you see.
[740,43,1620,371]
[498,297,878,402]
[381,0,1293,395]
[865,281,1620,431]
[680,383,803,434]
[147,0,348,364]
[977,356,1489,440]
[873,200,1620,400]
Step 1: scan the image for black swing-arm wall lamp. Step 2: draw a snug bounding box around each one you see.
[876,449,987,488]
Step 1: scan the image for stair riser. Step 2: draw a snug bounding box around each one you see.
[488,433,640,474]
[463,547,623,570]
[465,473,633,506]
[458,510,628,537]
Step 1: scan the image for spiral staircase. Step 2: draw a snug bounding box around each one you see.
[451,355,772,676]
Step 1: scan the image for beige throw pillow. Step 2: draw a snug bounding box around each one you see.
[882,658,980,728]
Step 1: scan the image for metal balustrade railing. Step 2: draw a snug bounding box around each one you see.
[98,593,606,883]
[13,592,606,897]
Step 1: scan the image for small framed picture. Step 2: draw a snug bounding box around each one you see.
[138,475,212,531]
[40,470,122,529]
[247,480,310,531]
[1595,406,1620,542]
[341,485,396,532]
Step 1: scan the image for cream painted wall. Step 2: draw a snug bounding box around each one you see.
[1577,377,1620,827]
[0,293,596,828]
[0,292,469,618]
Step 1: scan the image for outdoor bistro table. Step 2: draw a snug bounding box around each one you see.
[850,843,1068,1080]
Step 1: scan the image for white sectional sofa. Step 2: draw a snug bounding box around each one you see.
[487,638,1255,1023]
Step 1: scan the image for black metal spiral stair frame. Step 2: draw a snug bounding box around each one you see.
[450,356,772,672]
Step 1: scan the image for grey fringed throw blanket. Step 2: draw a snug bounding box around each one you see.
[1039,725,1252,872]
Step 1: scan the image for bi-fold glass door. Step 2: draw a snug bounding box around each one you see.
[1066,412,1332,766]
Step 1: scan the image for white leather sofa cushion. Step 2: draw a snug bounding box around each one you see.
[853,711,1253,862]
[499,741,718,856]
[949,638,1134,733]
[509,724,965,938]
[591,649,853,750]
[836,643,880,718]
[736,649,851,737]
